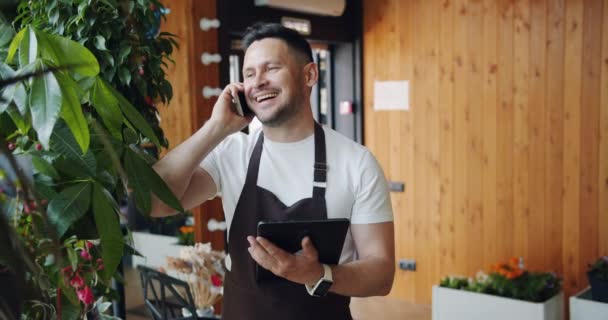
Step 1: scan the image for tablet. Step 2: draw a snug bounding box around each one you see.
[256,218,350,282]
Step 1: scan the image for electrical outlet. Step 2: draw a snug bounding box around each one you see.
[399,259,416,271]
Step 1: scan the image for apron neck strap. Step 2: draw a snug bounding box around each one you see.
[244,122,328,200]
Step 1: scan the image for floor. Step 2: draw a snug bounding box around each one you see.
[124,266,431,320]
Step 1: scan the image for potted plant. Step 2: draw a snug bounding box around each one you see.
[569,256,608,320]
[0,1,182,318]
[432,257,563,320]
[587,256,608,302]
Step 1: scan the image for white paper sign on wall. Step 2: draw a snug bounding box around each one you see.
[373,80,409,111]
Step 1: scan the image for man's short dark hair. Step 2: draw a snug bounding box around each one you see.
[242,22,313,64]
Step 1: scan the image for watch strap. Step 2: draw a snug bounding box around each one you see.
[305,264,332,296]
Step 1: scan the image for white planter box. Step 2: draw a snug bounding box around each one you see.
[432,285,563,320]
[131,231,184,269]
[570,287,608,320]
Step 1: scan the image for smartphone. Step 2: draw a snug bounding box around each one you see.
[234,91,254,117]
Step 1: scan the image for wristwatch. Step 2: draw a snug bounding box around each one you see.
[305,264,333,297]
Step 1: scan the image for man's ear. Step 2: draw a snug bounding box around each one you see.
[303,62,318,87]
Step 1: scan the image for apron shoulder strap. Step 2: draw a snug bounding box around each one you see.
[312,122,327,202]
[244,131,264,187]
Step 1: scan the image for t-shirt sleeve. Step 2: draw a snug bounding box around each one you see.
[200,142,223,197]
[350,150,394,224]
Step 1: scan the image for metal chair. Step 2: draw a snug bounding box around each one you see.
[137,265,219,320]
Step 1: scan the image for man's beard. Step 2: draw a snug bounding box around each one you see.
[258,96,302,127]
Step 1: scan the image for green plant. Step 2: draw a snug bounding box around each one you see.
[439,257,562,303]
[589,256,608,281]
[15,0,178,148]
[0,1,182,318]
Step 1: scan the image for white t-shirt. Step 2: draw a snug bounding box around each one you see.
[201,125,393,264]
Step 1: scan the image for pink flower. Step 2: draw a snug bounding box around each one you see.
[77,286,94,305]
[69,274,84,289]
[86,241,94,250]
[97,264,104,271]
[80,250,92,261]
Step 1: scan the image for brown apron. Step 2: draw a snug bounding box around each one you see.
[221,122,352,320]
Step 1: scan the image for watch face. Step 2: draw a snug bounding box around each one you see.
[314,280,333,297]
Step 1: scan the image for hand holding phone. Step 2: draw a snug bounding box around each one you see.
[233,91,254,117]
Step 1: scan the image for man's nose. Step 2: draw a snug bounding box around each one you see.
[252,72,268,88]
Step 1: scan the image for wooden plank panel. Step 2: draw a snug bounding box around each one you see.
[496,0,515,262]
[579,0,602,286]
[527,0,547,271]
[160,0,195,149]
[397,0,416,301]
[544,0,565,276]
[383,0,407,300]
[562,0,583,296]
[412,0,430,303]
[453,0,470,276]
[482,0,499,266]
[466,0,485,274]
[427,0,441,298]
[513,0,531,264]
[600,0,608,257]
[190,0,224,251]
[438,0,457,280]
[414,0,441,303]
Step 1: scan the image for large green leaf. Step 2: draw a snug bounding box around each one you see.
[6,27,25,64]
[0,20,15,49]
[124,148,150,215]
[0,62,28,115]
[34,29,99,77]
[90,77,122,139]
[107,84,161,148]
[34,179,58,200]
[19,27,37,68]
[30,61,62,148]
[0,62,16,113]
[124,148,184,213]
[31,155,59,179]
[55,71,89,153]
[92,183,124,281]
[50,123,97,175]
[47,182,91,237]
[7,105,30,134]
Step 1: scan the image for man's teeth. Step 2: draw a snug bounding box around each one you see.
[256,93,278,102]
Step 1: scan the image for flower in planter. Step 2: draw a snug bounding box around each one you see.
[440,257,562,303]
[587,256,608,302]
[178,225,195,246]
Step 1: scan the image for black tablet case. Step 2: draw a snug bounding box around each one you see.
[255,218,350,282]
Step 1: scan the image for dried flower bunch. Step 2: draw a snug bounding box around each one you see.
[164,243,226,309]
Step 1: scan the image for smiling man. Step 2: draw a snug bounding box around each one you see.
[151,23,395,320]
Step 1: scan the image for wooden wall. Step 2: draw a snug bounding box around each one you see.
[159,0,225,249]
[363,0,608,304]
